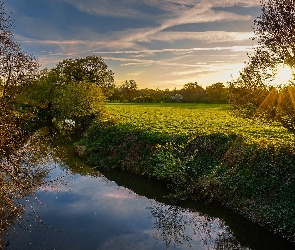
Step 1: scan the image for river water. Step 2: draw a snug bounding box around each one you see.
[4,159,295,250]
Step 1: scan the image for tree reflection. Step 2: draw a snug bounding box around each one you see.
[147,202,248,249]
[0,108,54,249]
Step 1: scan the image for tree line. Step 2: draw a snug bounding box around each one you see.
[109,81,229,104]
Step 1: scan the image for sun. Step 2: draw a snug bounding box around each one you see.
[273,64,294,86]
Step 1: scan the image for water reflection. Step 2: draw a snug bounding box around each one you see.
[148,203,249,249]
[0,137,53,248]
[1,136,295,249]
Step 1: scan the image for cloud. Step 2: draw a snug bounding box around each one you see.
[56,0,260,20]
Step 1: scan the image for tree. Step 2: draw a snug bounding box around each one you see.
[0,1,39,105]
[53,55,115,97]
[253,0,295,68]
[275,85,295,133]
[206,82,228,103]
[19,68,106,126]
[228,60,271,117]
[119,79,138,101]
[54,81,105,120]
[179,82,206,103]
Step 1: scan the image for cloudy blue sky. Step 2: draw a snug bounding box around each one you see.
[5,0,262,89]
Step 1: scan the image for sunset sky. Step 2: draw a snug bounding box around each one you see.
[6,0,262,89]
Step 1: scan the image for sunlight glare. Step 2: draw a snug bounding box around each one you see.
[273,64,294,86]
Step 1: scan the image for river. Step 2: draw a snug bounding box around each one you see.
[3,156,295,250]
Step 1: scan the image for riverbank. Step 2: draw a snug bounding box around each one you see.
[76,103,295,243]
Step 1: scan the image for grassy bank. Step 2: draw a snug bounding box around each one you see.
[78,103,295,242]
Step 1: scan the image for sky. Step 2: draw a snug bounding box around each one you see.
[5,0,262,89]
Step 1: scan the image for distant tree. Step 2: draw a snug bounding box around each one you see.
[108,84,122,102]
[0,0,39,105]
[162,88,172,102]
[206,82,228,103]
[119,79,138,101]
[180,82,206,103]
[53,55,115,97]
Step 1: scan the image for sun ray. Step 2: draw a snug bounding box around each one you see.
[287,86,295,110]
[254,88,278,118]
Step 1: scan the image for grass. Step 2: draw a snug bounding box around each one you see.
[105,103,295,146]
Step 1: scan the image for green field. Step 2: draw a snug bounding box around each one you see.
[106,103,295,146]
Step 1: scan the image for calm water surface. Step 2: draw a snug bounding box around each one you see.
[4,160,295,250]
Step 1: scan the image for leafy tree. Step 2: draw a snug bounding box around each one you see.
[19,68,106,126]
[108,85,122,102]
[179,82,206,103]
[229,0,295,128]
[0,3,50,246]
[119,79,138,101]
[54,81,105,120]
[53,55,115,97]
[206,82,228,103]
[253,0,295,68]
[0,1,39,105]
[228,60,271,117]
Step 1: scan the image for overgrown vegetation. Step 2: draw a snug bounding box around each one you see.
[79,103,295,242]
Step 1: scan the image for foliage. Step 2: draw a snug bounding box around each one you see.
[0,0,39,104]
[253,0,295,67]
[109,82,228,104]
[52,55,115,97]
[18,62,107,127]
[118,79,138,102]
[275,85,295,132]
[229,0,295,133]
[179,82,206,103]
[206,82,228,104]
[53,81,105,120]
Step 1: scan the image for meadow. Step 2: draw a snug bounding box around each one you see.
[80,103,295,241]
[105,103,295,146]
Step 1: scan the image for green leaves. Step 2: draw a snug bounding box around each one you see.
[54,81,105,119]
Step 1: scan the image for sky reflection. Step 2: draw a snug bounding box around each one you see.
[5,163,294,250]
